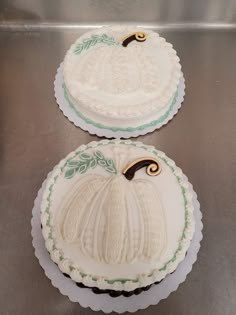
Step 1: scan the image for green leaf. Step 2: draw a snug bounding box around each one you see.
[67,160,80,168]
[74,44,83,54]
[65,168,76,179]
[78,160,87,166]
[98,159,106,166]
[105,166,117,174]
[83,39,91,50]
[78,164,88,174]
[90,159,97,169]
[94,151,104,160]
[79,153,92,160]
[74,34,120,55]
[106,159,114,167]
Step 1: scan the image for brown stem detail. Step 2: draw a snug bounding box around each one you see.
[122,32,147,47]
[122,157,161,181]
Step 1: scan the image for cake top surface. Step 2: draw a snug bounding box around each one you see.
[63,26,181,118]
[41,140,195,291]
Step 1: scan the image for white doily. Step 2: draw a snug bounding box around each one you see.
[54,63,185,138]
[31,171,202,313]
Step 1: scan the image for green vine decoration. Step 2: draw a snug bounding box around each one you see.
[64,150,117,179]
[74,34,120,55]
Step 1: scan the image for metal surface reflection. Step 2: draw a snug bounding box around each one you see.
[0,0,236,314]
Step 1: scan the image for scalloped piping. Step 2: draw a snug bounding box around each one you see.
[63,27,182,119]
[63,83,178,132]
[32,175,202,312]
[41,140,195,291]
[54,65,185,138]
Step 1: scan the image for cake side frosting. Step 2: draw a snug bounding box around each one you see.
[62,81,180,131]
[41,140,195,291]
[63,26,181,120]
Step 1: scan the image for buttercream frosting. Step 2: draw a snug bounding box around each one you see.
[41,140,195,291]
[63,26,182,129]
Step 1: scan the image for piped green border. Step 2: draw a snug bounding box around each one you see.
[63,84,178,132]
[42,141,192,284]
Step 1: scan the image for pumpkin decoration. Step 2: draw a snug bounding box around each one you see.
[72,31,161,95]
[56,151,167,265]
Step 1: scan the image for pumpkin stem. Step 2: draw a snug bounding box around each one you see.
[122,157,161,180]
[122,32,147,47]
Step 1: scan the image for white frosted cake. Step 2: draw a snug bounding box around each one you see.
[62,26,182,135]
[41,140,195,296]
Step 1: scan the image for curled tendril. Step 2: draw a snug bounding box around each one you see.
[122,32,147,47]
[135,32,147,42]
[122,157,161,180]
[147,162,160,176]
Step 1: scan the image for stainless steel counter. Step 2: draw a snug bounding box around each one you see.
[0,6,236,314]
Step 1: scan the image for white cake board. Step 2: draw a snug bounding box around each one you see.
[31,171,203,313]
[54,63,185,139]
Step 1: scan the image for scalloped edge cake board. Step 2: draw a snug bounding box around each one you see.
[54,63,185,139]
[31,170,203,313]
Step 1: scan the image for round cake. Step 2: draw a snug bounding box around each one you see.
[41,140,195,296]
[63,26,182,133]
